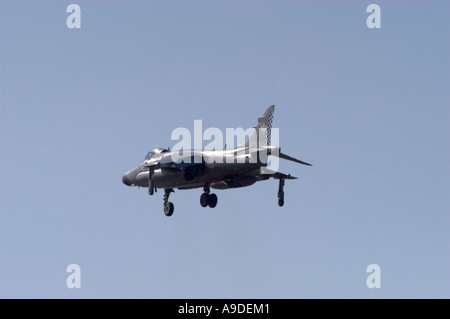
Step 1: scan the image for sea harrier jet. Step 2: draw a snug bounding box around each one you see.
[122,105,311,216]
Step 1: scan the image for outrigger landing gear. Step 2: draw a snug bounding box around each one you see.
[278,178,285,207]
[200,183,218,208]
[163,188,174,216]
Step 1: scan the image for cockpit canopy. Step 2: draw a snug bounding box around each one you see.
[144,147,169,160]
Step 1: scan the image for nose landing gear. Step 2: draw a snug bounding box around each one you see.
[163,188,174,216]
[148,169,155,196]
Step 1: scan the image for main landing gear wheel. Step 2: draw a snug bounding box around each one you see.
[200,192,218,208]
[200,183,218,208]
[208,193,218,208]
[200,193,209,207]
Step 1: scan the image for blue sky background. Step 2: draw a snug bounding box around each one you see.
[1,0,449,298]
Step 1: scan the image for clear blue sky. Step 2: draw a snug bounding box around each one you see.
[1,0,449,298]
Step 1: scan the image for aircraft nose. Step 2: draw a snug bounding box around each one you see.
[122,172,133,186]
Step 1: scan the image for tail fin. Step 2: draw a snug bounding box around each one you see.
[237,105,274,149]
[257,105,274,146]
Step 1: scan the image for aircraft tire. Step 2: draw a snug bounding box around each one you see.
[164,202,174,216]
[278,199,284,207]
[200,193,209,207]
[208,193,218,208]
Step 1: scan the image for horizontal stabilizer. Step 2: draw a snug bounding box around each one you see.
[272,151,312,166]
[279,152,312,166]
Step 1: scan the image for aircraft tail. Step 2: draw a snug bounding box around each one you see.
[256,105,274,146]
[238,105,274,149]
[234,105,312,166]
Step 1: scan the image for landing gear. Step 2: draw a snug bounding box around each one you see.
[164,201,174,216]
[148,168,155,196]
[200,193,218,208]
[208,193,218,208]
[200,193,209,207]
[278,178,285,207]
[147,168,171,216]
[163,188,174,216]
[200,183,218,208]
